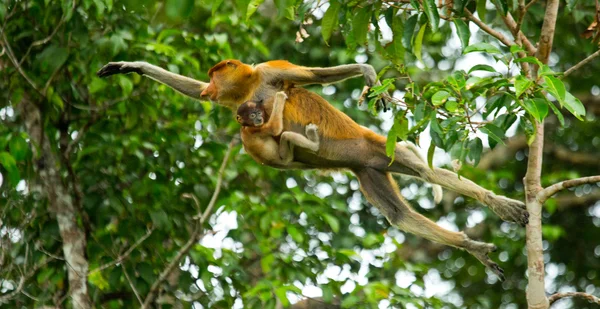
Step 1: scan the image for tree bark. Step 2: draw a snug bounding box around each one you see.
[525,0,561,307]
[18,98,91,309]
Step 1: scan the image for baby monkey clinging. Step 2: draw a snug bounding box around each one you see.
[237,91,320,166]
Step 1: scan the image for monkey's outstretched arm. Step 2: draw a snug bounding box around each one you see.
[262,91,287,136]
[97,61,208,100]
[261,61,390,110]
[262,61,378,86]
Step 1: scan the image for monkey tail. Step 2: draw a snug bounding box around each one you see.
[399,141,444,204]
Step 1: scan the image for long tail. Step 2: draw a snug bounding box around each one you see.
[398,141,443,204]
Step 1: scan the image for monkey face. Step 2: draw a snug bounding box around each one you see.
[202,60,253,102]
[236,101,266,127]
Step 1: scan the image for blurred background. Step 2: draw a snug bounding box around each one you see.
[0,0,599,308]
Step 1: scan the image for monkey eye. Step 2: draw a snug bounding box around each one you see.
[250,114,256,119]
[236,115,242,123]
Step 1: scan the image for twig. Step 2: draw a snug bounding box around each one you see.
[121,263,143,306]
[89,227,155,275]
[0,256,51,303]
[464,9,516,48]
[141,139,238,308]
[0,31,42,96]
[549,292,600,306]
[18,0,77,65]
[563,49,600,77]
[537,175,600,204]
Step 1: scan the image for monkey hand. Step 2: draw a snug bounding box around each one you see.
[275,91,288,101]
[358,86,391,112]
[97,61,145,77]
[464,240,505,281]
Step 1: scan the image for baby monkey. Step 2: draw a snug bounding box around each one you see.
[237,91,319,166]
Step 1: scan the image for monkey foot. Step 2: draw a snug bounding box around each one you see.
[465,240,505,281]
[485,193,529,227]
[97,62,143,77]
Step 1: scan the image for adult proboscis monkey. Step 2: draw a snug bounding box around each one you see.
[97,59,528,280]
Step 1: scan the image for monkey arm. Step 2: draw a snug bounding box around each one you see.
[262,61,378,86]
[97,61,209,100]
[262,92,287,136]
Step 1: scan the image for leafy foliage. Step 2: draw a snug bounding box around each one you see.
[1,0,600,308]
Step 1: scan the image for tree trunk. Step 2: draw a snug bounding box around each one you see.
[18,98,92,309]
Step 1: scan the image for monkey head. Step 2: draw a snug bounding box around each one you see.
[201,59,256,104]
[236,101,268,127]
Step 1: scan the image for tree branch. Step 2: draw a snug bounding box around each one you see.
[0,31,42,96]
[17,96,91,309]
[548,292,600,306]
[89,227,155,275]
[537,176,600,204]
[141,138,238,309]
[121,263,143,306]
[525,0,560,306]
[464,9,516,48]
[563,49,600,78]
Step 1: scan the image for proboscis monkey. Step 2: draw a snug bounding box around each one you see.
[236,91,320,166]
[97,59,529,279]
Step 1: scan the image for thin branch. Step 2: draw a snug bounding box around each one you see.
[89,227,155,275]
[497,13,537,55]
[0,31,42,96]
[549,292,600,306]
[121,263,143,306]
[537,175,600,204]
[0,256,51,303]
[464,9,516,48]
[141,139,238,309]
[563,49,600,78]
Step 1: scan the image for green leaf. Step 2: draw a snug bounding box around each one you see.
[353,8,370,45]
[522,98,549,122]
[322,213,340,233]
[463,42,502,54]
[403,14,418,50]
[543,75,566,102]
[321,0,341,44]
[427,142,435,169]
[246,0,265,20]
[287,225,304,243]
[563,92,586,119]
[514,75,533,98]
[477,0,487,22]
[514,56,542,66]
[538,64,558,77]
[0,152,20,186]
[493,0,508,15]
[468,64,497,73]
[480,124,506,145]
[422,0,440,32]
[342,295,361,308]
[445,100,458,112]
[468,137,483,166]
[432,91,451,106]
[212,0,224,14]
[510,45,525,53]
[414,23,427,63]
[390,15,405,65]
[166,0,194,18]
[547,101,565,126]
[261,254,274,273]
[275,287,290,307]
[9,136,28,161]
[454,19,470,50]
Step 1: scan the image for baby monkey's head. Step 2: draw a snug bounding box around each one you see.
[236,100,267,127]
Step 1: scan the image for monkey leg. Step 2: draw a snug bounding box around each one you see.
[387,145,528,226]
[279,127,320,164]
[353,168,505,280]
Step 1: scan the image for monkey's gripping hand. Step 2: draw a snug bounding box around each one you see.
[97,61,145,77]
[358,84,392,112]
[465,240,505,281]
